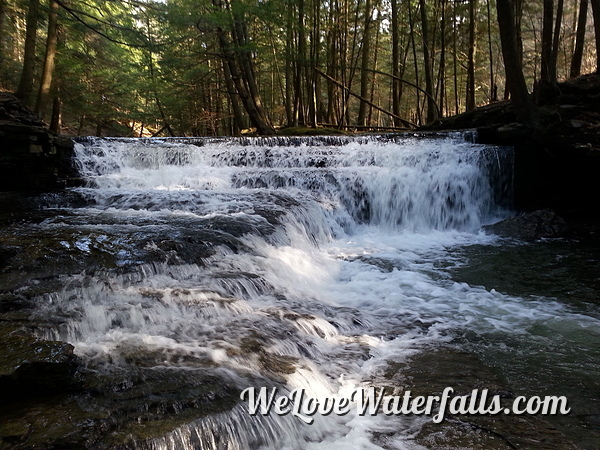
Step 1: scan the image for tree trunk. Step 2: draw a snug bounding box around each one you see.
[466,0,478,111]
[49,94,61,133]
[549,0,564,82]
[213,0,275,135]
[16,0,40,106]
[325,1,338,124]
[296,0,306,124]
[540,0,554,84]
[222,57,245,133]
[591,0,600,72]
[503,0,523,99]
[391,0,403,126]
[438,0,446,117]
[357,0,372,126]
[496,0,538,129]
[452,0,459,114]
[408,0,422,124]
[571,0,588,78]
[305,0,319,127]
[419,0,437,123]
[0,0,7,84]
[285,0,294,126]
[487,0,496,102]
[367,24,380,126]
[35,0,59,118]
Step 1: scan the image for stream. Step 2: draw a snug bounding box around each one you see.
[0,132,598,449]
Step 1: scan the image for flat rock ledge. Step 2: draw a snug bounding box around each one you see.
[483,209,569,241]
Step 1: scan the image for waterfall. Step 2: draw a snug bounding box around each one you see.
[71,133,513,233]
[33,132,538,448]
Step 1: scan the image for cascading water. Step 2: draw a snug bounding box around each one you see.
[17,133,599,449]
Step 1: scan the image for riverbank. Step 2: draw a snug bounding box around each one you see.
[421,73,600,221]
[0,92,76,192]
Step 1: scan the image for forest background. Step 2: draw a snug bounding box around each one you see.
[0,0,598,137]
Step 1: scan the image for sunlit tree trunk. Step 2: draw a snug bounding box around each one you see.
[466,0,478,111]
[35,0,59,118]
[549,0,564,82]
[407,0,422,123]
[590,0,600,71]
[487,0,496,102]
[438,0,446,117]
[306,0,319,127]
[391,0,403,126]
[222,58,245,134]
[571,0,588,77]
[212,0,275,135]
[0,0,7,84]
[452,0,459,114]
[285,0,294,126]
[357,0,372,126]
[419,0,437,123]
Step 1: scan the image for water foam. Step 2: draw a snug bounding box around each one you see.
[32,133,597,448]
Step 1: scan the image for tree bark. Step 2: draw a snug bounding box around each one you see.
[357,0,372,126]
[0,0,7,83]
[212,0,275,135]
[35,0,59,118]
[419,0,437,123]
[307,0,320,126]
[496,0,539,129]
[466,0,478,111]
[408,0,422,124]
[571,0,588,78]
[452,0,459,114]
[549,0,564,82]
[487,0,496,102]
[49,94,61,133]
[391,0,403,126]
[296,0,306,124]
[222,60,245,134]
[285,0,294,126]
[590,0,600,72]
[540,0,554,84]
[438,0,446,117]
[16,0,40,106]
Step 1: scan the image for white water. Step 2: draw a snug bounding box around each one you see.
[33,134,598,448]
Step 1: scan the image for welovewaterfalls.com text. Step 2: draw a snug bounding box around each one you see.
[240,387,570,424]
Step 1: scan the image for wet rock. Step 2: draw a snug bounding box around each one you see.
[0,93,76,192]
[382,349,578,450]
[0,323,78,399]
[496,122,529,140]
[0,364,241,449]
[483,209,569,240]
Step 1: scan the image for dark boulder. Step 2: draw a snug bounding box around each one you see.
[483,209,569,240]
[0,92,77,191]
[0,324,78,400]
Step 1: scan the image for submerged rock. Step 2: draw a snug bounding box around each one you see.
[483,209,568,240]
